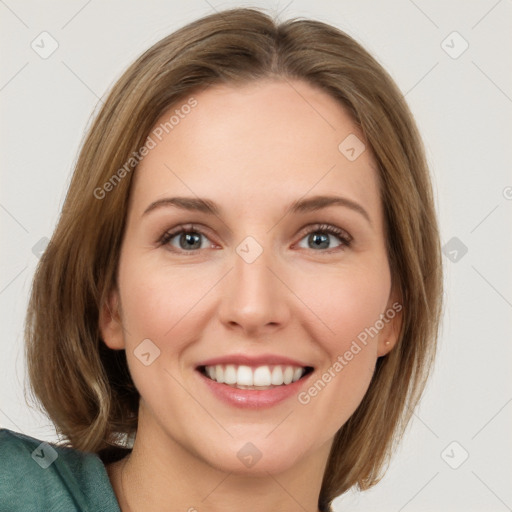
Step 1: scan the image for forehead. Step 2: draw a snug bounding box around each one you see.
[131,79,382,224]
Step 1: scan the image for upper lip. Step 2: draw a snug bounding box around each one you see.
[196,354,314,369]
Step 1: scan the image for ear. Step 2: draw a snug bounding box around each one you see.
[99,287,126,350]
[377,290,403,357]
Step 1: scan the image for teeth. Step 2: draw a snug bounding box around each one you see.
[253,366,272,386]
[202,364,307,388]
[224,364,237,385]
[237,365,253,386]
[271,366,283,385]
[283,366,294,385]
[215,365,224,383]
[293,367,303,382]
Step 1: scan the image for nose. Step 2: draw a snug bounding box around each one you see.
[217,241,291,337]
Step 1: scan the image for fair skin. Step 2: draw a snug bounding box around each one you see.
[100,78,401,512]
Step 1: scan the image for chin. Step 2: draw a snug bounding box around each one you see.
[194,432,315,475]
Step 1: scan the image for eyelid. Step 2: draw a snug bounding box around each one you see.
[295,223,352,244]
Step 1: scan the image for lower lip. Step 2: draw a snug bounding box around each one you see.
[197,370,312,409]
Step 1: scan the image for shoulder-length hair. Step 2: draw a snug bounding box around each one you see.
[24,7,443,511]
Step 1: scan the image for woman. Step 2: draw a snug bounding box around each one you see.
[0,7,443,512]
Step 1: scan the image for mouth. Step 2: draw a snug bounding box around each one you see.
[197,364,314,390]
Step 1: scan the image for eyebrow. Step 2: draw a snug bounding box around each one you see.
[142,195,371,225]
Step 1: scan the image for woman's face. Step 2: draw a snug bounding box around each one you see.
[101,79,401,474]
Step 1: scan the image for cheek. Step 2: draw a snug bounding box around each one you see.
[298,264,391,351]
[118,257,207,341]
[292,264,390,414]
[116,259,203,405]
[293,316,381,436]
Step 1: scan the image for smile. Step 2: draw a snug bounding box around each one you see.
[198,364,314,390]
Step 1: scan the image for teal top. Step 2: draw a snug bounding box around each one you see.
[0,428,122,512]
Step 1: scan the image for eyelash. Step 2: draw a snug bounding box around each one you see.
[158,223,353,254]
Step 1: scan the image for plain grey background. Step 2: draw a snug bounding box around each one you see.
[1,1,511,511]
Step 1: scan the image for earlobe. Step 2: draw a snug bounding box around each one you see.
[99,289,125,350]
[378,338,394,357]
[377,299,403,357]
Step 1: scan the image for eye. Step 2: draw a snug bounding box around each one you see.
[159,224,214,252]
[159,223,352,254]
[295,223,352,252]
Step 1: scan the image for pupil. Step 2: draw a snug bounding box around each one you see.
[310,233,329,249]
[181,232,201,250]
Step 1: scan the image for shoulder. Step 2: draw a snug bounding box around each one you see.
[0,428,120,512]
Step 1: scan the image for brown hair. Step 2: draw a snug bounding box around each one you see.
[24,7,443,511]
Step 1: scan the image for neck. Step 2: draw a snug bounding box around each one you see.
[107,407,330,512]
